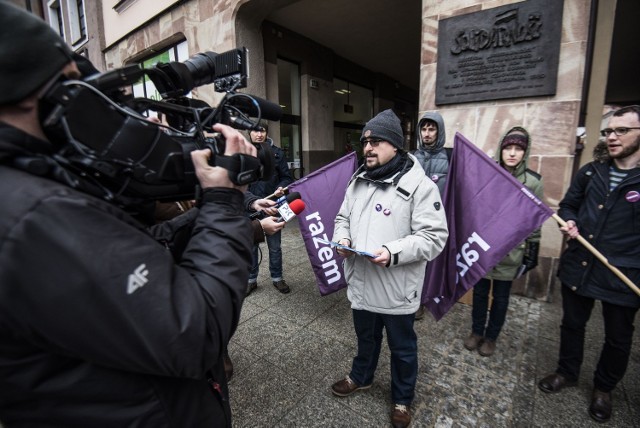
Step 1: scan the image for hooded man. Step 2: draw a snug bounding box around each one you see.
[413,111,449,194]
[412,111,450,320]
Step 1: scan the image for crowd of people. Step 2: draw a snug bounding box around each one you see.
[1,2,638,427]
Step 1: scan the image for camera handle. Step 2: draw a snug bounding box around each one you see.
[208,152,264,186]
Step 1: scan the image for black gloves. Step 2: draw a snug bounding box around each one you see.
[521,241,540,275]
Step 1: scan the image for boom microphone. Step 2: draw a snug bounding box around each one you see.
[227,95,283,121]
[249,192,301,220]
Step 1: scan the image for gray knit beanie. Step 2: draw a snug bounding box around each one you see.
[360,109,404,150]
[0,1,74,105]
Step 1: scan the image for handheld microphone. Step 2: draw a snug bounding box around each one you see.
[249,192,301,220]
[276,199,306,223]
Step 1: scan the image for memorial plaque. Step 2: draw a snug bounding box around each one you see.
[435,0,564,105]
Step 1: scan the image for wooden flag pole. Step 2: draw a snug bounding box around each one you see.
[553,214,640,297]
[264,186,289,200]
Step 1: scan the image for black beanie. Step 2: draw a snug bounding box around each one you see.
[0,1,74,105]
[360,109,404,150]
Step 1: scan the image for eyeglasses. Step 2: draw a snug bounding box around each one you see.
[600,127,640,137]
[362,139,384,148]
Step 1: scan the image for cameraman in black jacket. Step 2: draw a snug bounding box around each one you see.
[0,3,254,426]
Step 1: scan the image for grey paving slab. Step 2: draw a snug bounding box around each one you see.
[230,219,640,427]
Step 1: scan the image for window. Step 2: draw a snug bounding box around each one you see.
[277,58,302,175]
[68,0,87,45]
[333,78,373,159]
[46,0,87,47]
[47,0,65,38]
[131,41,189,102]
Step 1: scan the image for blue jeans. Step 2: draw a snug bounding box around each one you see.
[471,278,512,341]
[349,309,417,405]
[249,230,283,283]
[557,285,638,392]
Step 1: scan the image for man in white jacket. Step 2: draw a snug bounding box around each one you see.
[330,109,448,428]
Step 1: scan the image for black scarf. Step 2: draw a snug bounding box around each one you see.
[360,152,412,187]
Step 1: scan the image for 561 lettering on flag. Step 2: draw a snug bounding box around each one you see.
[422,133,554,321]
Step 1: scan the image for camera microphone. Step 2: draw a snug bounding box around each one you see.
[227,95,283,122]
[249,192,301,220]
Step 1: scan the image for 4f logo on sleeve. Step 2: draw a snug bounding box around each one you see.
[127,264,149,294]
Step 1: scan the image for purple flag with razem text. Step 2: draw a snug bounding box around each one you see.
[422,132,554,321]
[289,152,358,296]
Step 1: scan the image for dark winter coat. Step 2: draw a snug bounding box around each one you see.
[557,152,640,308]
[0,122,253,426]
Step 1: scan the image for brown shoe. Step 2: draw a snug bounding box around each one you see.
[391,403,411,428]
[463,333,483,351]
[331,375,371,397]
[589,388,612,423]
[273,280,291,294]
[414,305,425,320]
[538,373,577,394]
[478,338,496,356]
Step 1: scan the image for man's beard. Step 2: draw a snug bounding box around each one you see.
[610,134,640,159]
[422,140,435,147]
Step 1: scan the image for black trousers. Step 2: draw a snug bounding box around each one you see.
[556,285,639,392]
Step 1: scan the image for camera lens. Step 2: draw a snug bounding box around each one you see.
[183,52,218,88]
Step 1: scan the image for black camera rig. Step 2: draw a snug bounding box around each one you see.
[38,47,281,203]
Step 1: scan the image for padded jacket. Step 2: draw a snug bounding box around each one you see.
[334,154,448,315]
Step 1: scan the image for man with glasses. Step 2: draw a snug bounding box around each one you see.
[329,109,448,428]
[538,105,640,423]
[247,122,293,295]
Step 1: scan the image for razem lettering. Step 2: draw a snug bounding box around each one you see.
[456,232,491,280]
[305,211,341,284]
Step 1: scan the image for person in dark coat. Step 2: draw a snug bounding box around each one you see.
[246,122,294,295]
[538,105,640,423]
[0,3,256,426]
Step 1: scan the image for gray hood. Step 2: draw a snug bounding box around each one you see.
[415,111,446,153]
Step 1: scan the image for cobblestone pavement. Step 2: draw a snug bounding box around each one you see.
[229,219,640,427]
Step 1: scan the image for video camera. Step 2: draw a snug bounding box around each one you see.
[38,47,281,203]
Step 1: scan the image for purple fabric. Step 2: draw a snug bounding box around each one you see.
[289,152,358,295]
[422,133,553,321]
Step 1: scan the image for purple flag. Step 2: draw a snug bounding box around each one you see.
[422,133,554,321]
[289,152,358,295]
